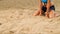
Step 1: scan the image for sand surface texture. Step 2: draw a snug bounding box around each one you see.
[0,0,60,34]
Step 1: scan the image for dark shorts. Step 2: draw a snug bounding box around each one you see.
[42,5,55,12]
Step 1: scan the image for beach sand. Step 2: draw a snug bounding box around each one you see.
[0,0,60,34]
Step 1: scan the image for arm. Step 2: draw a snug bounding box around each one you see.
[45,0,51,17]
[38,0,42,10]
[33,0,42,16]
[46,0,51,12]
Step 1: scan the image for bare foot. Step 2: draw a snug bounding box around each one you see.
[45,12,49,18]
[33,10,40,16]
[49,11,55,18]
[39,11,44,16]
[49,11,60,18]
[33,10,42,16]
[54,13,60,17]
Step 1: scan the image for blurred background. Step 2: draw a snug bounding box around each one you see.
[0,0,60,11]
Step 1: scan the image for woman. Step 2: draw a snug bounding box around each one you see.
[33,0,57,18]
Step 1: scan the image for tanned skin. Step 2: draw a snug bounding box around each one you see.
[33,0,57,18]
[33,0,42,16]
[46,0,51,17]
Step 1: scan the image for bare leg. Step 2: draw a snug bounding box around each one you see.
[39,11,44,16]
[49,10,55,18]
[33,10,40,16]
[54,12,60,17]
[33,10,42,16]
[45,12,49,18]
[49,10,60,18]
[33,0,43,16]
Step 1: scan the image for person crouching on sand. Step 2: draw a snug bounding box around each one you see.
[33,0,59,18]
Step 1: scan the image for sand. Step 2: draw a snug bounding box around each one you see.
[0,0,60,34]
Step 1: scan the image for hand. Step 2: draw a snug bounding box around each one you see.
[45,12,49,18]
[39,10,43,16]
